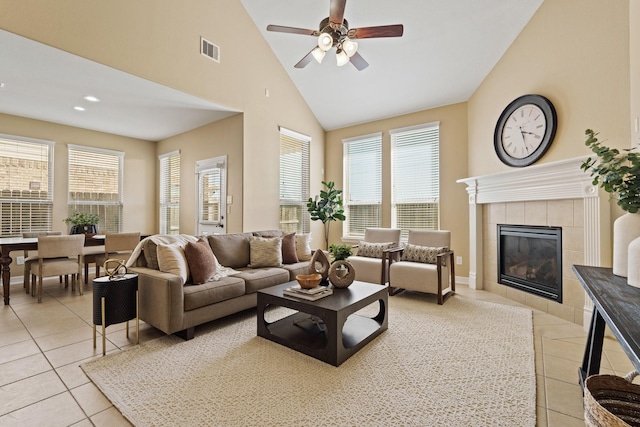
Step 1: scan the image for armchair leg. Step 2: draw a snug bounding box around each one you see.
[389,286,404,296]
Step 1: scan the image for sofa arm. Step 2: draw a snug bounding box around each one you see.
[129,266,186,335]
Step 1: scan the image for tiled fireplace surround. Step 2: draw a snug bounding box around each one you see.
[458,156,610,327]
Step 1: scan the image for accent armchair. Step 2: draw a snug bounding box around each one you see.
[386,230,455,304]
[347,228,401,285]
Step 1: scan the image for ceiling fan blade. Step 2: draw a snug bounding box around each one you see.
[348,24,404,39]
[329,0,346,28]
[349,52,369,71]
[267,25,318,36]
[294,48,316,69]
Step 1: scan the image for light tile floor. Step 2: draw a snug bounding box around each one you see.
[0,277,635,426]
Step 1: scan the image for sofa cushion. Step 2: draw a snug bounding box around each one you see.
[235,267,290,293]
[183,276,246,311]
[401,244,449,265]
[248,236,283,268]
[207,233,252,268]
[295,233,312,261]
[281,233,299,264]
[184,239,218,285]
[357,241,396,258]
[156,243,189,285]
[281,261,311,281]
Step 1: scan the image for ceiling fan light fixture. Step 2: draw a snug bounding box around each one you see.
[317,32,333,51]
[342,39,358,57]
[336,49,349,67]
[311,47,326,64]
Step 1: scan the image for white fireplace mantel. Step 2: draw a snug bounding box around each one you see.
[458,156,609,326]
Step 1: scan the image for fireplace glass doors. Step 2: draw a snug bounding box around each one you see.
[497,224,562,303]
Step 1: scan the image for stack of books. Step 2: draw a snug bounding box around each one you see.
[283,285,333,301]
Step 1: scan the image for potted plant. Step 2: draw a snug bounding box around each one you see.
[307,181,346,249]
[581,129,640,279]
[63,211,100,234]
[328,243,353,264]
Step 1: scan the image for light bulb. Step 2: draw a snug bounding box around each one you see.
[342,39,358,57]
[311,47,326,64]
[317,32,333,51]
[336,49,349,67]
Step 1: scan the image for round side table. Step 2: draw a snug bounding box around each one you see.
[92,273,139,356]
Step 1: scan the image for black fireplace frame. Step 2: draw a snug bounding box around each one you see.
[497,224,562,303]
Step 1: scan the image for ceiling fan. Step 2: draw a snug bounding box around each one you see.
[266,0,404,71]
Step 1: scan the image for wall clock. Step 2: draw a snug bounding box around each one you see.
[494,94,557,167]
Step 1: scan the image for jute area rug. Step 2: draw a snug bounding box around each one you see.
[81,293,536,426]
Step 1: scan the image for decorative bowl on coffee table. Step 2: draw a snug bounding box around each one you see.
[296,273,322,289]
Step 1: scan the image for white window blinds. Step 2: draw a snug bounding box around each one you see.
[343,132,382,239]
[68,145,124,233]
[0,134,54,236]
[390,122,440,239]
[279,127,310,234]
[159,150,180,235]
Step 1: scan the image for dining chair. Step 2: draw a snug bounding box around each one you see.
[30,234,85,303]
[22,231,62,294]
[94,232,141,279]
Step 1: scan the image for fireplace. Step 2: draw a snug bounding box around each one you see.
[497,224,562,303]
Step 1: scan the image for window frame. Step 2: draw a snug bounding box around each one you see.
[67,144,124,233]
[390,122,440,240]
[279,126,310,234]
[159,150,180,235]
[342,132,382,240]
[0,134,54,236]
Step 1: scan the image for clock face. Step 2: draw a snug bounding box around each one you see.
[494,94,557,167]
[501,104,546,159]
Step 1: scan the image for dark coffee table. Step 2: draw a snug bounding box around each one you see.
[257,280,388,366]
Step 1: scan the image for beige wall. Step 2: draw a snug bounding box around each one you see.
[467,0,630,266]
[0,0,325,245]
[325,103,470,277]
[468,0,630,177]
[158,114,244,234]
[0,112,156,274]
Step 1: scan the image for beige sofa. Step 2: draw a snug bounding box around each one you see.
[129,231,311,340]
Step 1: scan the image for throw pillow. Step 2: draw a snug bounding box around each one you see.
[295,233,312,261]
[254,230,283,238]
[183,239,218,284]
[357,241,397,258]
[281,233,299,264]
[143,239,159,270]
[207,233,252,268]
[156,243,189,285]
[248,236,283,268]
[401,244,449,265]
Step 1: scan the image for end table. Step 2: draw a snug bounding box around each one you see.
[92,273,139,356]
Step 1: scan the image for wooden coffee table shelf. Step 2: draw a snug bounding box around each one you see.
[257,281,388,366]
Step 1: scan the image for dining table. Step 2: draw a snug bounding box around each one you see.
[0,234,106,305]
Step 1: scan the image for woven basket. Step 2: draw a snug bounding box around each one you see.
[584,372,640,426]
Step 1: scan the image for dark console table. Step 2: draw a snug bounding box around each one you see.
[572,265,640,390]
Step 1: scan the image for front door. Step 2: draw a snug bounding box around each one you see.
[196,156,227,235]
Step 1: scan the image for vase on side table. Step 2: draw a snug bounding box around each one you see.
[628,236,640,287]
[613,212,640,278]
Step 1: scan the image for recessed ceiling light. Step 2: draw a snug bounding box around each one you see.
[74,106,86,111]
[83,95,100,102]
[0,82,5,88]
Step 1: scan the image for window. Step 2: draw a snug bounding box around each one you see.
[391,122,440,239]
[279,127,310,234]
[342,133,382,239]
[68,145,124,233]
[159,150,180,235]
[0,134,53,236]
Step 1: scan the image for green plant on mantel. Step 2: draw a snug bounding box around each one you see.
[63,211,100,226]
[581,129,640,213]
[307,180,346,249]
[328,243,352,263]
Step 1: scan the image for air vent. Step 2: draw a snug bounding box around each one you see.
[201,37,220,63]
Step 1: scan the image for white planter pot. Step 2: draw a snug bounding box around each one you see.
[628,236,640,287]
[613,212,640,277]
